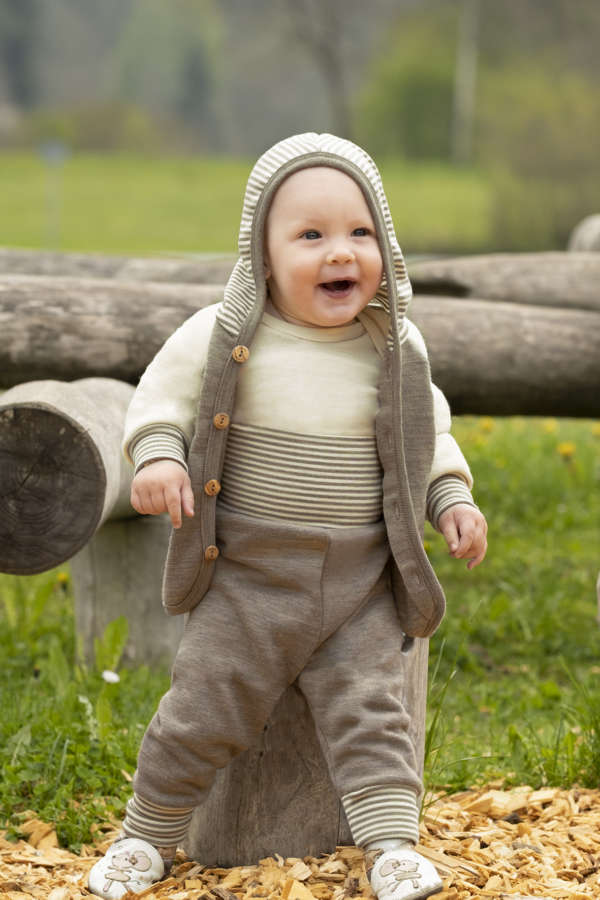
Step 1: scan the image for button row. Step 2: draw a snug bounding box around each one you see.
[202,344,248,568]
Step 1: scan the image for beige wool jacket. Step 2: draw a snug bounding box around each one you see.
[124,134,475,638]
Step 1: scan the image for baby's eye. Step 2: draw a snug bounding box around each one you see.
[352,227,370,237]
[301,230,321,240]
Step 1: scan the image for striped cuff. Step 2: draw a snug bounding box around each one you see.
[130,426,188,474]
[426,474,477,530]
[342,785,420,847]
[122,792,195,846]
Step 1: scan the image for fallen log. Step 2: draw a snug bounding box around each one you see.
[2,275,598,415]
[0,274,222,387]
[185,638,429,864]
[0,247,235,283]
[0,377,135,574]
[410,297,600,417]
[409,252,600,312]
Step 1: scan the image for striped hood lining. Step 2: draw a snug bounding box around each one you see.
[216,132,411,344]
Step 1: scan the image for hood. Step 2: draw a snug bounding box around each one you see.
[216,132,412,344]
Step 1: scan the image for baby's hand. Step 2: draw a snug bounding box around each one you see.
[130,460,195,529]
[438,503,487,569]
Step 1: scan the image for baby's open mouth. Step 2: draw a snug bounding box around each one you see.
[320,279,355,294]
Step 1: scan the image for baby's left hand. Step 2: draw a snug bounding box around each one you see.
[438,504,487,569]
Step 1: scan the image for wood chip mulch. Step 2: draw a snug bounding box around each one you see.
[2,787,600,900]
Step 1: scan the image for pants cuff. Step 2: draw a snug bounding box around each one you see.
[341,784,420,847]
[122,792,195,846]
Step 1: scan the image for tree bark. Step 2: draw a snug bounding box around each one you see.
[184,638,429,865]
[0,274,222,387]
[0,378,134,574]
[409,252,600,312]
[410,297,600,417]
[0,247,235,283]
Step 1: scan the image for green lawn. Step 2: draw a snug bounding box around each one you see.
[0,152,493,256]
[425,415,600,797]
[1,416,599,849]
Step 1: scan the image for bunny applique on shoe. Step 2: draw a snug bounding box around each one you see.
[88,837,165,899]
[369,846,443,900]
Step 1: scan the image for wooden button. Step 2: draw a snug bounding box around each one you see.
[213,412,230,429]
[204,545,219,561]
[232,345,250,363]
[204,479,221,496]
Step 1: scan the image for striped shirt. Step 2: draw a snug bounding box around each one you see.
[131,313,474,527]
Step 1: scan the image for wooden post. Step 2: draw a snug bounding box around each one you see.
[184,638,429,865]
[70,515,182,666]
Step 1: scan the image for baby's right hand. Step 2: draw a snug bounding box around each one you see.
[130,460,195,529]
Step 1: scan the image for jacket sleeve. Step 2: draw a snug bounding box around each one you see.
[426,383,478,529]
[122,303,220,465]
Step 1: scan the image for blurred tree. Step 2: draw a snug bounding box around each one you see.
[479,63,600,249]
[112,0,221,149]
[355,4,457,160]
[451,0,480,164]
[36,0,128,106]
[0,0,41,107]
[283,0,353,139]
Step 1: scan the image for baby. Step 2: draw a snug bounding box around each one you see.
[88,133,487,900]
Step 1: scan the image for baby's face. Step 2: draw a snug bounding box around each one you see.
[264,167,383,328]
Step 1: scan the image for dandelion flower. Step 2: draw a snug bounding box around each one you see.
[543,418,558,434]
[592,423,600,437]
[102,670,120,684]
[56,571,69,584]
[557,441,576,461]
[479,417,495,433]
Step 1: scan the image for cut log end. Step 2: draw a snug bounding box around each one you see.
[0,405,106,574]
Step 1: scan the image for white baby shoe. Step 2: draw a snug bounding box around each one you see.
[369,847,443,900]
[88,837,165,899]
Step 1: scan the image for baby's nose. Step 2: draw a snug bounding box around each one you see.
[326,246,355,264]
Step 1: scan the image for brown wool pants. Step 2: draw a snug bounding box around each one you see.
[133,505,423,812]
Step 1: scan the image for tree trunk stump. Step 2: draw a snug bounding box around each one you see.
[184,637,429,865]
[70,515,182,666]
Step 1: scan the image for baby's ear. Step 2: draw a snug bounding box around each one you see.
[263,260,271,280]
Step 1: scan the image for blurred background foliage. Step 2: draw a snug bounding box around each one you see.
[0,0,599,253]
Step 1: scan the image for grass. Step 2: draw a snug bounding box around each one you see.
[0,574,169,850]
[1,415,599,850]
[0,151,493,256]
[424,415,600,794]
